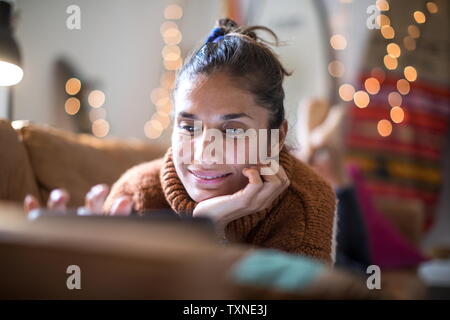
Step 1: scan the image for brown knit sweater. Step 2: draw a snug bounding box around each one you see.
[103,147,336,263]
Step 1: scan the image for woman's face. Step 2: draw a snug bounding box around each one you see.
[172,72,273,202]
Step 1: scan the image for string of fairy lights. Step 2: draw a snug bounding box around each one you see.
[64,78,108,137]
[144,3,184,140]
[333,0,439,137]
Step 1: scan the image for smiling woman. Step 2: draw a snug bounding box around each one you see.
[24,18,337,263]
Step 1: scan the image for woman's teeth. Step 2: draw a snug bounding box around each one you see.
[190,171,231,180]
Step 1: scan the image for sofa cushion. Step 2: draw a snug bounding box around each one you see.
[15,122,166,208]
[0,119,40,207]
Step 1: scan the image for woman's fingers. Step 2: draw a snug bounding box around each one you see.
[47,189,70,211]
[110,196,133,216]
[24,194,40,213]
[258,165,290,209]
[85,184,110,214]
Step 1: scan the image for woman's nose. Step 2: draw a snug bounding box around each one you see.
[193,128,225,165]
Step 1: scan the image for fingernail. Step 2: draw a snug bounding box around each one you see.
[50,190,64,202]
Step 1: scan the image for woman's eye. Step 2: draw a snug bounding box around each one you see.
[225,128,245,137]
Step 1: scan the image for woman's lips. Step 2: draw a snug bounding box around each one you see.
[188,169,232,185]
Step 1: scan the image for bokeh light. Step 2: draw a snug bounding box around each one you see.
[383,54,398,70]
[376,14,391,27]
[162,45,181,61]
[413,11,426,24]
[407,25,420,39]
[404,66,418,82]
[364,77,380,95]
[390,107,405,124]
[65,78,81,96]
[330,34,347,50]
[376,0,389,11]
[387,43,401,58]
[403,36,416,51]
[92,119,110,138]
[144,119,164,139]
[88,90,106,108]
[152,111,171,129]
[377,119,392,137]
[328,60,345,78]
[381,25,395,39]
[164,4,183,20]
[64,97,81,115]
[388,92,402,107]
[426,2,438,14]
[151,87,170,107]
[353,90,370,108]
[339,84,355,102]
[396,79,411,95]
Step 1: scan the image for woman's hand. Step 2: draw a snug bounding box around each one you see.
[24,184,133,216]
[193,165,290,239]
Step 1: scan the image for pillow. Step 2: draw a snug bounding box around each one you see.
[0,119,40,207]
[16,122,166,208]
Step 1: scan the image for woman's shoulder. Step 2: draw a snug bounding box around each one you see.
[287,152,335,206]
[103,156,168,212]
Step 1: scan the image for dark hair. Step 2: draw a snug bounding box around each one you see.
[174,18,291,129]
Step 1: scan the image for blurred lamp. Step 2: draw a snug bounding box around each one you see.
[0,1,23,86]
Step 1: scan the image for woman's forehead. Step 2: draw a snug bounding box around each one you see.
[174,73,266,119]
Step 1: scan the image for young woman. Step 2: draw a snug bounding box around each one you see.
[25,19,336,263]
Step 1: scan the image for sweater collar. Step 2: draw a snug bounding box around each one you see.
[160,146,294,239]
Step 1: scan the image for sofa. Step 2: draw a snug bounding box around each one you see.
[0,119,166,210]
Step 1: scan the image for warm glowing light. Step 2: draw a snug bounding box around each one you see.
[328,60,345,78]
[377,119,392,137]
[88,90,106,108]
[160,71,176,89]
[413,11,426,24]
[65,78,81,95]
[396,79,411,95]
[426,2,438,14]
[162,45,181,61]
[164,57,183,71]
[381,25,395,39]
[92,119,110,138]
[64,97,81,115]
[403,36,416,51]
[376,0,389,11]
[157,101,173,113]
[371,67,385,84]
[376,14,391,27]
[388,92,402,107]
[151,87,170,107]
[407,25,420,39]
[383,55,398,70]
[364,77,380,95]
[152,111,171,129]
[144,119,163,139]
[387,43,401,58]
[0,61,24,86]
[390,107,405,123]
[404,66,418,82]
[339,84,355,102]
[353,90,370,108]
[164,4,183,20]
[160,21,178,35]
[330,34,347,50]
[163,28,182,45]
[89,107,106,122]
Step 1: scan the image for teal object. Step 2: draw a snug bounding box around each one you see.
[231,249,326,292]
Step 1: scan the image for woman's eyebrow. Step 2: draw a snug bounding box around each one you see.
[178,112,198,119]
[221,113,254,120]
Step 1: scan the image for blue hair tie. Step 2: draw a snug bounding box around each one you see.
[205,27,225,44]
